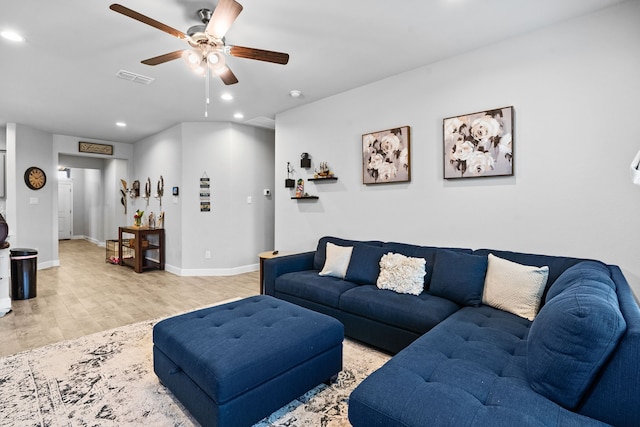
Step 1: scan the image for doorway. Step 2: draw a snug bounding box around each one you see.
[58,181,73,240]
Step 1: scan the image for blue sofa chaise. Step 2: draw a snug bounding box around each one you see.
[263,236,640,426]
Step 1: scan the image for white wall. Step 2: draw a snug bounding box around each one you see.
[133,124,183,271]
[6,123,56,268]
[0,126,6,214]
[83,169,103,243]
[275,1,640,296]
[69,168,85,237]
[103,158,129,241]
[134,122,275,275]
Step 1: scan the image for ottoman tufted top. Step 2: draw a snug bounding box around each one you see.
[153,295,344,404]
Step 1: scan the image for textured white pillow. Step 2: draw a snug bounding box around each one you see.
[482,253,549,321]
[318,242,353,278]
[376,252,426,296]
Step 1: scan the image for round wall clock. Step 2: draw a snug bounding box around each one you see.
[24,166,47,190]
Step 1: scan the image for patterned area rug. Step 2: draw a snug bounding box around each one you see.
[0,309,390,427]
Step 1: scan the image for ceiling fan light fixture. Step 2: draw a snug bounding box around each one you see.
[206,51,226,72]
[182,49,203,69]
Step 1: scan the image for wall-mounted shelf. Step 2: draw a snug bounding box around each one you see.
[291,196,319,200]
[308,177,338,182]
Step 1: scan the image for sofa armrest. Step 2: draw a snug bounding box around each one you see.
[263,251,315,296]
[578,265,640,427]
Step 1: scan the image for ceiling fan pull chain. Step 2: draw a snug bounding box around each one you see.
[205,66,210,118]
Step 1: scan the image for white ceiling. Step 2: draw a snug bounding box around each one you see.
[0,0,627,143]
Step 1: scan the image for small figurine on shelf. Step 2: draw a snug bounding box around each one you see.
[158,211,165,229]
[295,179,304,198]
[314,162,333,179]
[148,211,156,229]
[285,162,295,188]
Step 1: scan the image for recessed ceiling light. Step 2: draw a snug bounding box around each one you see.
[233,113,244,120]
[221,93,233,101]
[289,90,303,98]
[116,122,127,127]
[1,30,25,42]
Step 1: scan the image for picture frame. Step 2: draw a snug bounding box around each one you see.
[362,126,410,184]
[443,106,513,179]
[79,141,113,155]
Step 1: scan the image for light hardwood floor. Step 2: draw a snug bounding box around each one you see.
[0,239,260,357]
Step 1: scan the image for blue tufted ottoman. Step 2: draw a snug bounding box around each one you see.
[153,295,344,427]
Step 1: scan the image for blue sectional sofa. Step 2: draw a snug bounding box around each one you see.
[263,236,640,427]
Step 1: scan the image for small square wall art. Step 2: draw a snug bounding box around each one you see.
[443,106,513,179]
[362,126,411,184]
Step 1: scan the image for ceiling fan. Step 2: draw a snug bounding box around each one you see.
[109,0,289,86]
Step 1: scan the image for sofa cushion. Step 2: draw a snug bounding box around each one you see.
[429,249,487,306]
[318,242,353,278]
[482,253,549,321]
[313,236,383,270]
[545,261,614,303]
[527,278,626,409]
[339,285,459,334]
[473,249,589,301]
[345,244,389,285]
[350,305,608,427]
[382,242,472,288]
[376,252,426,296]
[275,271,358,308]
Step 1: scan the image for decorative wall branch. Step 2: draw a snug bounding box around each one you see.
[120,179,128,214]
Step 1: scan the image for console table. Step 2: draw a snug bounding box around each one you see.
[118,227,165,273]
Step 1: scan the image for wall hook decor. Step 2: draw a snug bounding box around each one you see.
[131,180,140,198]
[300,152,311,169]
[155,175,164,211]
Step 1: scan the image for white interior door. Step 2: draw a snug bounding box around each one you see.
[58,181,73,240]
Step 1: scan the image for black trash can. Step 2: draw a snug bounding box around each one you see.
[10,248,38,300]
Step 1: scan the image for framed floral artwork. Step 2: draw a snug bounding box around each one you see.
[363,126,410,184]
[443,106,514,179]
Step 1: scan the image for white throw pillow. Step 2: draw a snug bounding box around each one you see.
[482,253,549,321]
[318,242,353,278]
[376,252,426,296]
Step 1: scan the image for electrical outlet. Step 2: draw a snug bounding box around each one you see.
[247,196,252,204]
[205,250,211,259]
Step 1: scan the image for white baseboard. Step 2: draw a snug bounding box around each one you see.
[166,263,259,277]
[37,260,59,270]
[0,297,11,317]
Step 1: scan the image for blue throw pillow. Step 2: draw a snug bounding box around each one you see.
[313,236,383,270]
[429,249,487,306]
[345,245,390,285]
[383,243,472,288]
[527,279,626,409]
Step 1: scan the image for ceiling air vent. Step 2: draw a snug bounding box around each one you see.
[116,69,155,85]
[243,116,275,129]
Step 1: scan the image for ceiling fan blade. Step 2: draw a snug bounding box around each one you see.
[218,67,239,85]
[229,45,289,65]
[141,50,185,66]
[110,4,188,40]
[205,0,243,40]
